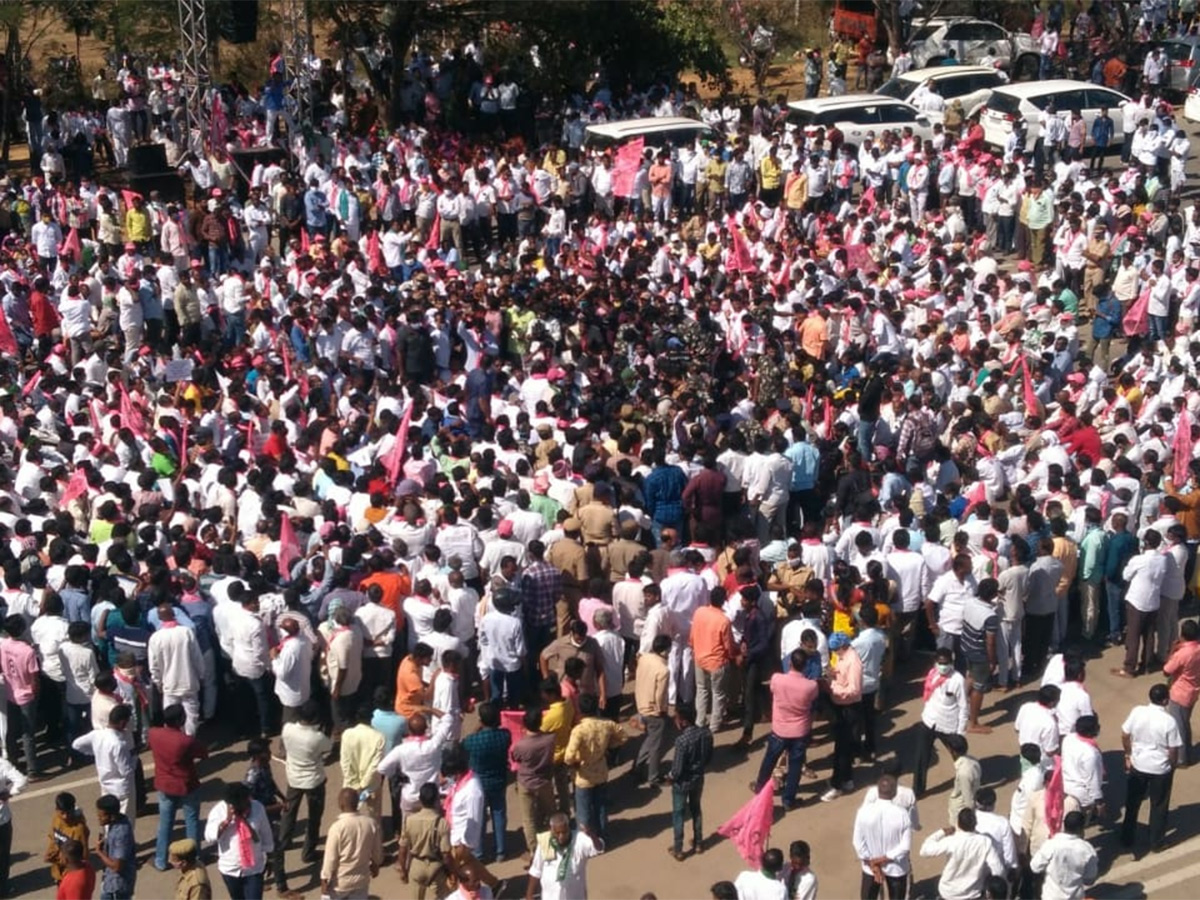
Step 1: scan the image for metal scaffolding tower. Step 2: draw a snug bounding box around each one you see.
[279,0,312,132]
[177,0,210,155]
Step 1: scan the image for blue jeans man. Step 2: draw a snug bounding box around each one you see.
[671,780,704,854]
[154,789,200,870]
[477,784,508,860]
[575,782,609,840]
[754,733,810,808]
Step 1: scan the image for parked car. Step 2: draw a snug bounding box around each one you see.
[907,17,1040,79]
[977,79,1132,148]
[876,64,1009,123]
[785,95,936,151]
[583,116,718,153]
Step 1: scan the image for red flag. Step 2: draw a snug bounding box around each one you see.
[21,370,41,398]
[500,709,524,772]
[425,211,441,252]
[58,227,82,263]
[1174,409,1194,483]
[178,419,189,469]
[611,137,644,198]
[0,309,18,356]
[120,189,143,210]
[824,397,834,438]
[1020,357,1039,417]
[805,383,815,424]
[717,781,775,866]
[681,272,692,300]
[726,215,755,275]
[60,468,89,506]
[385,402,414,487]
[118,383,146,437]
[278,513,301,577]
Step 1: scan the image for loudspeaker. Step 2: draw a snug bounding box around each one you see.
[219,0,259,44]
[128,171,187,205]
[230,146,287,198]
[127,143,169,177]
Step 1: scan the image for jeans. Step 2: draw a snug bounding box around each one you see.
[741,659,765,736]
[239,672,273,737]
[857,418,878,461]
[489,667,523,709]
[671,781,704,853]
[221,871,265,900]
[574,782,608,840]
[65,701,91,764]
[1150,313,1170,341]
[1024,612,1055,679]
[9,699,38,776]
[861,870,908,899]
[155,789,201,869]
[1106,579,1125,637]
[1169,701,1194,767]
[480,784,507,859]
[223,310,247,349]
[997,214,1015,252]
[831,702,859,788]
[0,820,9,895]
[207,243,228,276]
[754,733,809,807]
[1121,768,1174,849]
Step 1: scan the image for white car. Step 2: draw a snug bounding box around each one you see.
[1185,85,1200,124]
[583,116,718,153]
[876,64,1009,124]
[785,95,935,152]
[978,80,1132,148]
[907,16,1040,77]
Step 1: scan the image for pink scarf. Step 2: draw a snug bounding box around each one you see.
[1045,755,1065,836]
[235,814,256,870]
[443,770,475,828]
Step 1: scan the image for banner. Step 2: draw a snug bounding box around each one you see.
[612,137,644,199]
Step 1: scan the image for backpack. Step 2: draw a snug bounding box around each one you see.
[911,410,937,458]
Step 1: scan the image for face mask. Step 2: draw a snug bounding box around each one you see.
[936,663,953,676]
[789,558,803,569]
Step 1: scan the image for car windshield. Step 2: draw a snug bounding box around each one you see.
[876,77,915,100]
[985,92,1022,115]
[910,24,939,43]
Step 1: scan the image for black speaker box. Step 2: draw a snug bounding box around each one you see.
[127,143,169,176]
[128,171,187,205]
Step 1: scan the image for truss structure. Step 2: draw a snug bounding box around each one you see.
[279,0,312,134]
[177,0,211,155]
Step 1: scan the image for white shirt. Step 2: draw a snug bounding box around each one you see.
[529,829,603,900]
[922,669,968,734]
[1060,733,1104,807]
[733,869,788,900]
[30,615,69,681]
[0,757,27,825]
[377,716,453,811]
[1122,703,1182,774]
[60,640,100,704]
[919,829,1003,900]
[886,550,931,613]
[861,783,921,831]
[71,726,135,798]
[852,799,913,877]
[478,609,526,673]
[974,809,1017,872]
[147,623,203,694]
[1030,832,1098,900]
[1055,681,1094,737]
[226,603,268,678]
[1015,701,1060,756]
[271,634,313,708]
[447,773,485,848]
[928,571,977,635]
[203,799,275,876]
[355,602,396,660]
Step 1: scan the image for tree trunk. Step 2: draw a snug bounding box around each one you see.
[384,2,422,129]
[1,26,18,167]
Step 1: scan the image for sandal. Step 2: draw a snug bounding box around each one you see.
[667,846,686,862]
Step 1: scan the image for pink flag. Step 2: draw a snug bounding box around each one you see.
[845,243,877,276]
[611,138,644,198]
[300,227,310,255]
[805,383,815,424]
[120,189,143,210]
[278,514,301,577]
[425,211,441,252]
[21,370,41,398]
[0,310,18,356]
[1123,287,1151,338]
[500,709,524,772]
[681,272,692,300]
[717,781,775,866]
[60,468,89,506]
[824,397,834,438]
[367,230,385,274]
[1021,357,1039,417]
[726,215,755,275]
[118,383,146,437]
[385,402,415,487]
[58,227,82,262]
[210,92,229,150]
[178,419,189,469]
[1174,409,1194,483]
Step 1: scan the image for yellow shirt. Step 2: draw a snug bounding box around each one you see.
[541,699,576,764]
[563,716,627,787]
[340,722,384,790]
[705,159,727,194]
[125,208,152,243]
[759,157,782,190]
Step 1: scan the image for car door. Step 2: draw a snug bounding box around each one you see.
[971,22,1015,66]
[838,105,881,145]
[943,21,979,63]
[1085,88,1133,144]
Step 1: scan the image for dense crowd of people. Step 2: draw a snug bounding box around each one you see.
[2,5,1200,900]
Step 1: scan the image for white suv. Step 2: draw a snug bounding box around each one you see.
[977,80,1132,148]
[876,65,1009,124]
[786,95,936,153]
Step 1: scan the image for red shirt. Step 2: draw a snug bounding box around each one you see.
[57,864,96,900]
[30,290,60,337]
[147,726,208,795]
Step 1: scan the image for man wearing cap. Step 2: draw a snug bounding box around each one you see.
[169,837,212,900]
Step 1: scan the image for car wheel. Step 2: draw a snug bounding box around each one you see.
[1013,54,1038,81]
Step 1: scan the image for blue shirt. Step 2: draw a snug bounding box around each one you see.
[1091,115,1114,147]
[304,189,328,229]
[101,815,136,895]
[371,710,408,754]
[851,627,887,694]
[1092,295,1123,339]
[644,465,687,526]
[785,441,820,491]
[61,587,90,624]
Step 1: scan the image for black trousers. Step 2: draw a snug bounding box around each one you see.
[278,780,326,865]
[860,870,907,900]
[831,702,859,787]
[1024,612,1055,680]
[859,691,878,758]
[912,721,955,798]
[1122,768,1173,849]
[0,820,10,895]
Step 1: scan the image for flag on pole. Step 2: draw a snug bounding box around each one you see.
[1020,357,1039,417]
[278,513,301,577]
[118,384,146,437]
[611,137,644,198]
[385,402,415,487]
[300,227,310,255]
[726,214,755,275]
[21,370,41,398]
[805,383,815,424]
[60,468,89,507]
[58,227,82,262]
[210,92,229,151]
[1174,409,1194,483]
[425,211,441,252]
[120,189,143,210]
[367,230,385,274]
[717,781,775,867]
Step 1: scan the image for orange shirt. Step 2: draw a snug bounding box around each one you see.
[394,656,425,718]
[689,605,737,672]
[361,571,408,615]
[799,315,828,361]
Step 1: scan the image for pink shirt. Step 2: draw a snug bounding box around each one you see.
[0,637,39,705]
[1164,640,1200,707]
[830,646,864,706]
[577,597,615,637]
[768,671,819,739]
